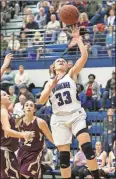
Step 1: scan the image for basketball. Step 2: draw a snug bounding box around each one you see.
[59,5,79,25]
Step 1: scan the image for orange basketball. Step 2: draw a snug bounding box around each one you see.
[59,5,79,25]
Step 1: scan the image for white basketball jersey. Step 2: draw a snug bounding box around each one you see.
[110,151,115,167]
[96,151,104,166]
[50,74,81,115]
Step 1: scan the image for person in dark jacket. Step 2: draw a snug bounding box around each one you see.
[73,1,85,13]
[86,0,102,19]
[15,84,35,103]
[100,71,116,111]
[102,108,115,153]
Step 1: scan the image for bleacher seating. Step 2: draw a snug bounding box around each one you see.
[1,1,115,178]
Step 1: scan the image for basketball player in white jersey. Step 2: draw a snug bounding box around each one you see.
[103,140,116,175]
[38,29,101,179]
[95,141,107,168]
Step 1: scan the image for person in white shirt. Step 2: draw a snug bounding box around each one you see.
[8,33,20,51]
[15,65,29,88]
[41,142,55,178]
[13,94,26,117]
[46,14,60,34]
[46,14,60,41]
[107,9,115,26]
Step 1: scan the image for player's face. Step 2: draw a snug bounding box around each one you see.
[1,90,11,107]
[95,142,102,151]
[54,58,68,73]
[107,108,114,116]
[24,101,35,115]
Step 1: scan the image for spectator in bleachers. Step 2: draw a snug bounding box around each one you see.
[46,5,59,24]
[67,60,74,70]
[15,84,35,103]
[23,8,32,28]
[1,34,8,57]
[86,0,102,19]
[106,9,115,26]
[71,145,90,179]
[78,13,89,28]
[57,30,68,44]
[24,15,39,36]
[78,12,89,36]
[8,86,17,105]
[102,108,115,153]
[41,0,50,14]
[95,141,107,168]
[1,0,11,22]
[106,26,115,57]
[102,140,116,176]
[13,94,26,116]
[41,142,55,179]
[110,79,116,109]
[8,1,20,18]
[87,141,108,179]
[33,31,43,45]
[14,65,30,88]
[1,65,15,92]
[100,71,116,111]
[107,140,116,174]
[84,74,101,111]
[77,84,87,108]
[37,0,50,11]
[8,33,20,54]
[91,24,106,57]
[46,14,61,41]
[19,32,28,57]
[35,7,47,29]
[73,1,85,13]
[83,33,92,53]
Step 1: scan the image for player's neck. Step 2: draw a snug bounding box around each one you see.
[56,71,66,77]
[1,104,8,110]
[24,114,34,123]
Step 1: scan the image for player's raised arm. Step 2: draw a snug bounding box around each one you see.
[1,53,13,77]
[68,28,88,79]
[37,118,54,144]
[37,76,59,105]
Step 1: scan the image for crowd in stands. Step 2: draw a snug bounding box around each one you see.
[1,0,116,59]
[0,0,116,178]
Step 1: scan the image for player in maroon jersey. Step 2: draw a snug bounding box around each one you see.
[0,90,34,179]
[17,100,54,179]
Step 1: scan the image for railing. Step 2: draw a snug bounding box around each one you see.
[1,27,115,63]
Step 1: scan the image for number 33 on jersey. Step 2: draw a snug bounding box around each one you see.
[50,74,81,115]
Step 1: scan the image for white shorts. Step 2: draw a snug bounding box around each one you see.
[50,108,87,146]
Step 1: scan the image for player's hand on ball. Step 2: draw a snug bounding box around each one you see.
[70,25,80,38]
[23,131,35,141]
[69,26,82,48]
[3,53,13,69]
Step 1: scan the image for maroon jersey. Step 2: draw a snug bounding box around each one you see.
[17,117,44,178]
[18,117,44,152]
[0,114,19,152]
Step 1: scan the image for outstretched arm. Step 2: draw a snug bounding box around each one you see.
[1,108,34,140]
[37,76,59,105]
[68,29,88,80]
[1,53,13,77]
[38,118,54,144]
